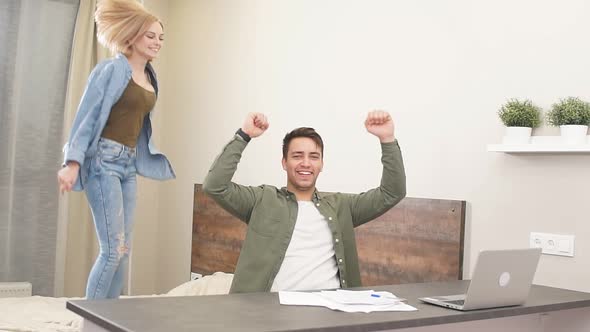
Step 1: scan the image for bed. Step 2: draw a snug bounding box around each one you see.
[2,185,465,332]
[0,272,234,332]
[191,184,466,286]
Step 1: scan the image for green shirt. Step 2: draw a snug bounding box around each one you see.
[203,134,406,293]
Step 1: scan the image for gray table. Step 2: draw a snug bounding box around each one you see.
[67,280,590,332]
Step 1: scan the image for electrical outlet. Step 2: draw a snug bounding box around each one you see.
[530,232,575,257]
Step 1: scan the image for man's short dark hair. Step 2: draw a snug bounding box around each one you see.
[282,127,324,159]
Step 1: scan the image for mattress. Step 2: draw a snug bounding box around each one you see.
[0,272,233,332]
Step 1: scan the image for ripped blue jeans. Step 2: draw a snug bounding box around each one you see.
[85,138,137,299]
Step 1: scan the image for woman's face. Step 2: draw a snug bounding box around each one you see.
[131,21,164,61]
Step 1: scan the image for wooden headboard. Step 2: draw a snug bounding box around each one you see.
[192,184,466,286]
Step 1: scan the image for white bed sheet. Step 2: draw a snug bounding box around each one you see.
[0,272,233,332]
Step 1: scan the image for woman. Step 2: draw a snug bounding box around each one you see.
[57,0,174,299]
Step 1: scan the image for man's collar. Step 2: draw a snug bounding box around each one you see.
[280,187,322,201]
[312,190,323,202]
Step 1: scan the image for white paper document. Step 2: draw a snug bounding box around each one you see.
[279,289,418,313]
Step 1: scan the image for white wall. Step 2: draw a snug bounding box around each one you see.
[128,0,170,295]
[150,0,590,294]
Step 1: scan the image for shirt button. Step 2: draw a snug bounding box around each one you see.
[338,259,343,263]
[328,217,333,221]
[342,279,346,284]
[316,203,320,207]
[335,238,339,243]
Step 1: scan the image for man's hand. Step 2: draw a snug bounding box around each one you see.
[57,161,80,194]
[242,113,269,138]
[365,110,395,143]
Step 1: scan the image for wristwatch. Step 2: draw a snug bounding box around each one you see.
[235,128,251,142]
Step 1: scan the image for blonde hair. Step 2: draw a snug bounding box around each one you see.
[95,0,161,55]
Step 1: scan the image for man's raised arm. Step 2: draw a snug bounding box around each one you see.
[203,113,270,223]
[349,110,407,226]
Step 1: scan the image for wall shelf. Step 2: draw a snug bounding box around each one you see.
[488,136,590,153]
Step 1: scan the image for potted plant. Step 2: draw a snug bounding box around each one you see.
[498,98,542,144]
[546,97,590,144]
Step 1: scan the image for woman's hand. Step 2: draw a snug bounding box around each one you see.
[58,162,80,194]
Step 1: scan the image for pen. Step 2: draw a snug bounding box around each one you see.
[370,294,407,301]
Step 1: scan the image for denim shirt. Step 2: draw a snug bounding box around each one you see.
[203,134,406,293]
[63,53,175,191]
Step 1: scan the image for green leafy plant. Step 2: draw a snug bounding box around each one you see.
[498,99,542,128]
[546,97,590,126]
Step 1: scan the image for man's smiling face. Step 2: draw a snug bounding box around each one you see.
[282,137,323,195]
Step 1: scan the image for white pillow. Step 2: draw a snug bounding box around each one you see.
[166,272,234,296]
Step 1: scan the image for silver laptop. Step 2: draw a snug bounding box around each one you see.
[419,248,541,311]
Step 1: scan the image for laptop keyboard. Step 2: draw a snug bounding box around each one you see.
[444,299,465,306]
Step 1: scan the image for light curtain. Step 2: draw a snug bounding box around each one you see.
[59,0,110,297]
[0,0,79,296]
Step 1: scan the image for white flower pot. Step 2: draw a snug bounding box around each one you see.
[502,127,532,144]
[560,125,588,144]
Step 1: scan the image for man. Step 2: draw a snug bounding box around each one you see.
[203,111,406,293]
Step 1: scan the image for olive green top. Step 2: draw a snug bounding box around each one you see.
[101,79,156,147]
[203,134,406,293]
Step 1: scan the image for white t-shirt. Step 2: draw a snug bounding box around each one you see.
[270,201,340,292]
